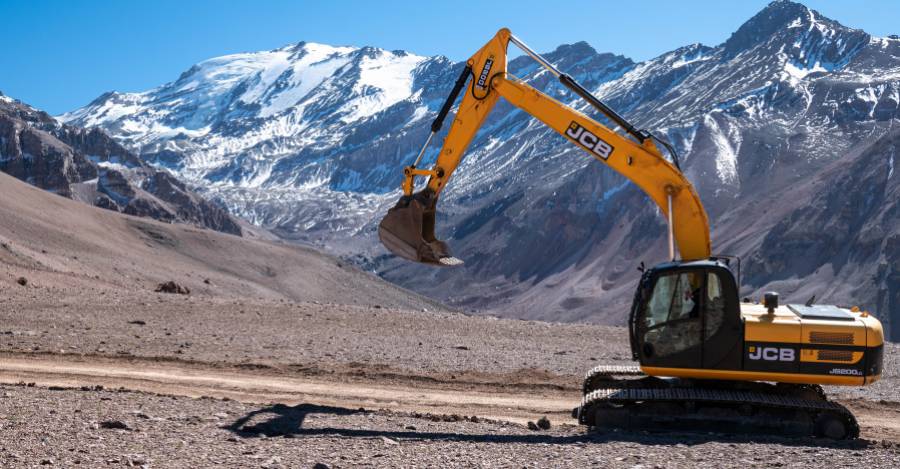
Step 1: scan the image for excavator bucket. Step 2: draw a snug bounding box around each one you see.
[378,191,463,266]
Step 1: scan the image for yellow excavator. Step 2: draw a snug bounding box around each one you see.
[378,29,884,439]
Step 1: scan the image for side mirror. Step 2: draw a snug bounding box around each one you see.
[763,292,779,314]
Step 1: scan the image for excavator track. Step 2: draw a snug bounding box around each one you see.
[578,384,859,440]
[581,364,646,394]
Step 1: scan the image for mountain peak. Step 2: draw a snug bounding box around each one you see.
[721,0,868,64]
[280,40,355,53]
[723,1,811,53]
[552,41,597,56]
[540,41,633,71]
[757,0,812,21]
[764,0,809,14]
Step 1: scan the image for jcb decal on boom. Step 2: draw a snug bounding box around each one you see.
[565,122,614,159]
[476,56,495,89]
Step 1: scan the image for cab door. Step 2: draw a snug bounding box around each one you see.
[700,268,743,370]
[638,270,703,369]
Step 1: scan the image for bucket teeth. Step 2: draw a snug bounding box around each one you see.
[438,256,464,266]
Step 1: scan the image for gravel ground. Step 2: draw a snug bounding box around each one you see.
[1,383,898,468]
[1,288,896,400]
[0,288,629,379]
[1,291,897,467]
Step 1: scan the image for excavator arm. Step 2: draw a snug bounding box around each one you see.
[378,28,711,265]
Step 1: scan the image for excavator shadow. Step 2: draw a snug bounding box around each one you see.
[225,403,870,449]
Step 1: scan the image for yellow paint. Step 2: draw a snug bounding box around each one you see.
[641,366,876,386]
[862,315,884,347]
[742,305,801,343]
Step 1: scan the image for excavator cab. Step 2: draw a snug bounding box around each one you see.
[629,260,743,371]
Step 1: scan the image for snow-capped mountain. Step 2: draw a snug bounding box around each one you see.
[62,1,900,339]
[61,41,449,239]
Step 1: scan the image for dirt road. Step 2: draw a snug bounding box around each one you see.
[1,352,898,442]
[1,353,900,467]
[0,353,575,425]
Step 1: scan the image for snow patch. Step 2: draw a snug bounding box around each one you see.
[890,146,896,179]
[96,160,129,172]
[783,61,829,79]
[870,36,900,49]
[340,51,427,122]
[704,115,740,185]
[853,86,879,104]
[671,46,710,68]
[407,105,430,126]
[806,8,829,36]
[260,56,350,117]
[672,55,709,68]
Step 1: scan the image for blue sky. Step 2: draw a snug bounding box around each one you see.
[1,0,898,115]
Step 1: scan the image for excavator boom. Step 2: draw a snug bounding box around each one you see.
[378,29,710,265]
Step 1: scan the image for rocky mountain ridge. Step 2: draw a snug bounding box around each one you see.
[0,94,242,235]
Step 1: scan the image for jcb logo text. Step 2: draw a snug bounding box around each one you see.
[565,122,613,159]
[748,346,795,362]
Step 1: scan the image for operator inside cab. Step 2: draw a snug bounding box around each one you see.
[642,270,726,358]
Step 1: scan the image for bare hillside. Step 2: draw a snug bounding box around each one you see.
[0,171,441,311]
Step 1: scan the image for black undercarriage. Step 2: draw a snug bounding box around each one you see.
[576,365,858,440]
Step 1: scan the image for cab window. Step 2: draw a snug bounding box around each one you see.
[643,271,703,357]
[645,271,702,328]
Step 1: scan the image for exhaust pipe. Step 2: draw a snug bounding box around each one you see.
[378,189,463,266]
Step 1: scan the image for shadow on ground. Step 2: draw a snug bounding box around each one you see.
[225,403,871,449]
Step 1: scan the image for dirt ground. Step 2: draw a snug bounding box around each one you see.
[1,172,899,467]
[0,367,898,468]
[0,291,898,468]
